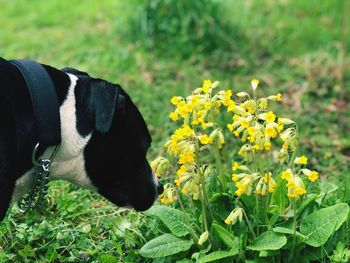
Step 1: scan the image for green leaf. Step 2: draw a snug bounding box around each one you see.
[330,242,350,262]
[273,226,307,239]
[144,205,189,237]
[140,233,193,258]
[296,193,317,215]
[100,255,118,263]
[197,248,239,263]
[258,250,280,257]
[300,203,349,247]
[247,231,287,251]
[211,222,238,248]
[270,177,288,214]
[18,245,35,259]
[176,259,193,263]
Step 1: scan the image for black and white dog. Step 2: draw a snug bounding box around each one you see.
[0,57,163,220]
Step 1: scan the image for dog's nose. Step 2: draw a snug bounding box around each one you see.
[157,183,164,195]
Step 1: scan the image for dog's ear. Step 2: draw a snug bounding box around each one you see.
[92,81,124,133]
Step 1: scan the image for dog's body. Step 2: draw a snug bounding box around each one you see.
[0,58,161,220]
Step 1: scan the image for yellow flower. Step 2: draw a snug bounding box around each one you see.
[265,111,276,123]
[294,155,308,165]
[181,180,200,200]
[301,169,319,182]
[255,173,276,195]
[227,101,236,112]
[263,172,277,192]
[286,175,306,198]
[232,162,248,171]
[234,173,255,196]
[178,151,195,165]
[177,101,189,118]
[308,171,318,182]
[276,93,282,101]
[169,112,179,121]
[159,184,176,205]
[171,96,181,105]
[222,90,233,106]
[199,134,213,145]
[242,100,256,114]
[265,125,277,138]
[277,124,284,133]
[281,169,293,180]
[235,182,246,196]
[151,157,170,178]
[258,98,268,109]
[176,165,187,178]
[191,119,200,125]
[264,141,271,151]
[231,173,239,182]
[251,79,259,90]
[204,101,212,110]
[224,208,243,225]
[282,172,307,198]
[202,80,212,93]
[189,95,200,107]
[232,114,239,122]
[240,119,250,128]
[227,123,234,132]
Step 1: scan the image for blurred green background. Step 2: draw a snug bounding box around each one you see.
[0,0,349,261]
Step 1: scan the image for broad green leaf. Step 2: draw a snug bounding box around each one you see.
[198,248,239,263]
[211,222,237,248]
[296,193,317,215]
[144,205,189,237]
[100,255,118,263]
[247,231,287,251]
[176,259,193,263]
[140,233,193,258]
[259,250,280,257]
[300,203,349,247]
[270,177,288,215]
[191,245,211,261]
[273,226,307,239]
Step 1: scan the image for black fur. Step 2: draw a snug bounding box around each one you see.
[0,58,160,220]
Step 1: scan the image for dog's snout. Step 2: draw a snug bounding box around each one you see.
[157,183,164,195]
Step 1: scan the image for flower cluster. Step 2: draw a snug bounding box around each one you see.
[158,184,176,204]
[280,155,319,198]
[162,80,229,200]
[226,80,287,156]
[231,163,277,197]
[152,79,319,207]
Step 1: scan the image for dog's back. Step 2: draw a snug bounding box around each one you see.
[0,58,17,219]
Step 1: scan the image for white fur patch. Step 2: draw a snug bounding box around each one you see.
[12,73,96,203]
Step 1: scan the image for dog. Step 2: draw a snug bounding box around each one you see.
[0,57,163,220]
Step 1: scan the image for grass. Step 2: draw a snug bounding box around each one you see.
[0,0,349,261]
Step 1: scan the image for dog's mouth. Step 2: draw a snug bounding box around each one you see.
[99,183,161,212]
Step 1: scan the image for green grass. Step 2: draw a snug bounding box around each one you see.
[0,0,349,261]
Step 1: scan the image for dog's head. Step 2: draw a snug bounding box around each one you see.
[62,68,163,211]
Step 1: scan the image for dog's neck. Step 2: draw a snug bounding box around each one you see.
[11,72,96,204]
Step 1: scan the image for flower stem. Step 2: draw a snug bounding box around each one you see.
[214,148,227,191]
[289,198,297,259]
[199,183,209,232]
[242,208,256,238]
[177,189,199,245]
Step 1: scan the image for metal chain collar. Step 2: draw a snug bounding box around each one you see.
[18,143,59,213]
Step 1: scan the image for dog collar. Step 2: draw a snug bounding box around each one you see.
[10,59,61,212]
[10,59,61,147]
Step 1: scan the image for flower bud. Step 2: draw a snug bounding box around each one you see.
[198,231,209,245]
